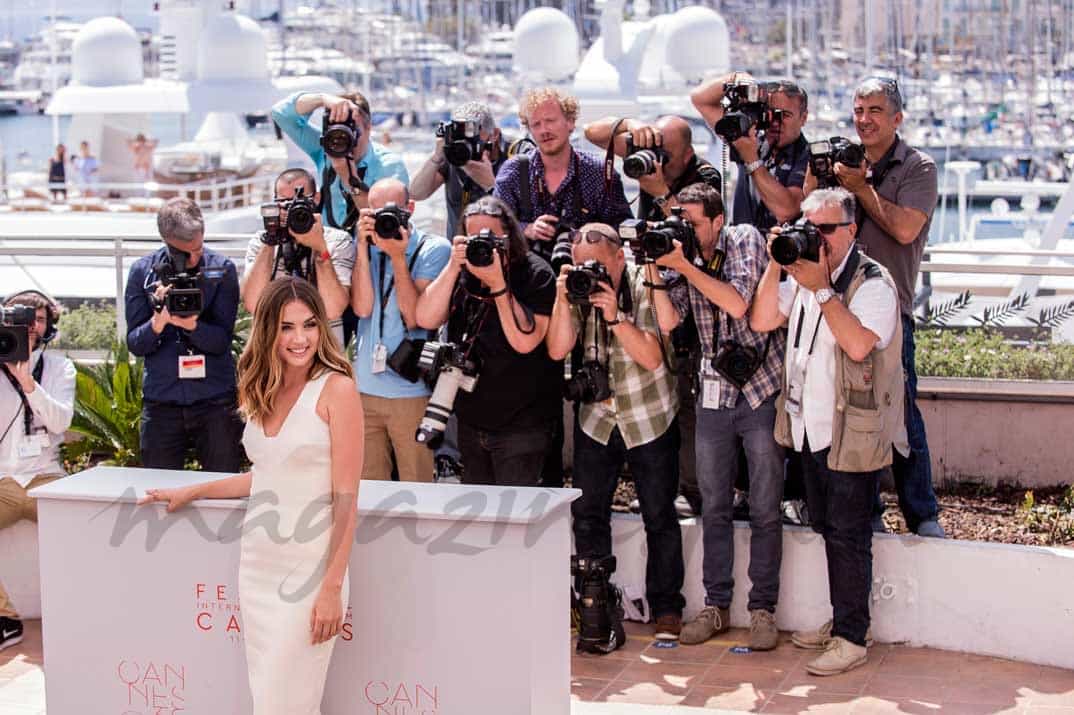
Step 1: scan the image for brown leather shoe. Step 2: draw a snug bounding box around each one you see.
[654,613,682,640]
[680,606,731,645]
[748,609,779,651]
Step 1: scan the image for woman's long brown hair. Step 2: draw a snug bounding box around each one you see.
[237,278,353,424]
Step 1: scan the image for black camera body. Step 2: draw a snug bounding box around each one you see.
[436,119,490,167]
[619,208,695,265]
[571,554,625,655]
[713,342,765,388]
[565,359,613,404]
[464,228,507,267]
[260,187,317,246]
[321,113,360,158]
[565,260,612,306]
[373,202,412,240]
[809,137,866,188]
[0,305,34,364]
[154,248,225,317]
[547,217,578,273]
[714,80,771,143]
[771,219,822,265]
[414,341,480,449]
[622,133,670,179]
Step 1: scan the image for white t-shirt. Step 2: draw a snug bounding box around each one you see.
[777,247,898,453]
[0,350,76,487]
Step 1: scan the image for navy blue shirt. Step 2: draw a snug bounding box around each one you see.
[731,133,809,232]
[125,246,239,405]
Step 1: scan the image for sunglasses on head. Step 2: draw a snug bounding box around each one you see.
[863,76,903,105]
[815,221,851,235]
[571,229,621,246]
[463,205,505,219]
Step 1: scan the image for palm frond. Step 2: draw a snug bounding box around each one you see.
[919,290,972,327]
[1026,299,1074,329]
[970,293,1030,327]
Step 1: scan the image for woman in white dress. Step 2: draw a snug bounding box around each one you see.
[139,277,364,714]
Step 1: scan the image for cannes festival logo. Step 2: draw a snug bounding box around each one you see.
[194,582,242,642]
[364,680,438,714]
[117,659,185,714]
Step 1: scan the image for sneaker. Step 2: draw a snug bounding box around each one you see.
[680,605,730,645]
[628,498,641,514]
[791,619,874,650]
[653,613,682,640]
[434,456,462,484]
[805,636,868,676]
[674,494,696,519]
[781,499,810,526]
[0,617,24,652]
[732,491,750,521]
[748,609,779,651]
[916,520,946,538]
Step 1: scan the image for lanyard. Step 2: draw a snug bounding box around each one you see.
[787,296,825,389]
[375,237,426,343]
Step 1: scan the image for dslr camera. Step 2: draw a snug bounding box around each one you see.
[153,247,226,318]
[622,132,670,179]
[770,219,822,265]
[618,208,695,265]
[260,187,318,245]
[808,137,866,188]
[713,342,766,388]
[464,228,507,267]
[565,260,612,306]
[373,202,412,240]
[571,554,626,655]
[414,341,479,449]
[436,119,490,167]
[714,80,771,143]
[565,359,612,404]
[0,304,34,364]
[547,216,579,273]
[321,112,360,158]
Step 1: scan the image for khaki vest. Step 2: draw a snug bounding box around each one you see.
[774,251,909,473]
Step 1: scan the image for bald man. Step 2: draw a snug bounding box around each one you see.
[350,177,452,482]
[584,115,722,223]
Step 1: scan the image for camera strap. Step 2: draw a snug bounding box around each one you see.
[376,237,427,343]
[321,162,367,234]
[1,353,44,438]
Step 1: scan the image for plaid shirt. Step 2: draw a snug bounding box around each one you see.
[669,224,785,410]
[572,264,679,449]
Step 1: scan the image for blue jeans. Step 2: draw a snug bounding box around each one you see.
[695,394,784,612]
[801,441,880,648]
[571,420,685,618]
[887,314,939,531]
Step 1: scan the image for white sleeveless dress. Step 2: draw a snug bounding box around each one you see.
[239,373,349,715]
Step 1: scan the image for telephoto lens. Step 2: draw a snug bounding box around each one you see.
[770,221,822,265]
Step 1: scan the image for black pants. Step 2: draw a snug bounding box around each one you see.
[572,420,685,618]
[140,395,245,472]
[800,440,880,647]
[456,419,553,487]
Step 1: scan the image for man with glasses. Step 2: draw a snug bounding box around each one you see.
[652,182,786,650]
[546,223,686,641]
[809,77,943,538]
[750,188,905,676]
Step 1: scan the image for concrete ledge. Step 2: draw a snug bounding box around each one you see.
[919,376,1074,403]
[611,514,1074,670]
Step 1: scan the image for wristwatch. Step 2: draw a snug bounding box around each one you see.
[653,192,671,210]
[605,310,626,326]
[744,159,764,176]
[815,287,836,305]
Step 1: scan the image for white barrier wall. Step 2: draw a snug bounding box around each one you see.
[611,515,1074,670]
[32,467,579,715]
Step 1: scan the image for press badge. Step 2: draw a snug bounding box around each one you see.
[702,377,721,410]
[17,434,48,459]
[371,343,388,374]
[784,382,803,417]
[178,354,206,379]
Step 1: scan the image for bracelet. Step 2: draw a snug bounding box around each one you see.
[486,287,508,298]
[642,281,669,290]
[316,250,331,262]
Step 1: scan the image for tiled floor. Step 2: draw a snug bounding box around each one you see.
[4,618,1074,714]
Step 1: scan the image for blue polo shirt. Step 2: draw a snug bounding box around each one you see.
[271,91,410,227]
[355,227,451,398]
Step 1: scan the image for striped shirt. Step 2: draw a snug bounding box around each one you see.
[572,263,679,449]
[669,223,785,410]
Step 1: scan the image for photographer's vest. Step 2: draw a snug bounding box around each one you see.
[773,251,909,473]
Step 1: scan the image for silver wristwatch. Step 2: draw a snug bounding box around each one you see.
[815,287,836,305]
[744,159,764,175]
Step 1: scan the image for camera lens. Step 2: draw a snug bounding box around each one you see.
[641,230,673,258]
[565,270,595,303]
[374,211,401,239]
[444,141,472,167]
[465,238,494,267]
[287,204,315,234]
[323,124,357,158]
[623,151,656,179]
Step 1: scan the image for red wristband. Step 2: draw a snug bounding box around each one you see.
[317,250,331,262]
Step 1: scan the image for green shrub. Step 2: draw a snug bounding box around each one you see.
[916,328,1074,380]
[53,302,117,351]
[63,342,144,467]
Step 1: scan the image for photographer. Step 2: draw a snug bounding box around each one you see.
[241,168,355,346]
[751,188,905,676]
[411,101,508,239]
[494,87,632,267]
[124,198,244,472]
[0,291,74,650]
[691,74,809,230]
[415,196,560,487]
[271,91,409,230]
[655,183,785,650]
[583,115,722,222]
[546,222,685,640]
[349,178,451,483]
[807,77,942,538]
